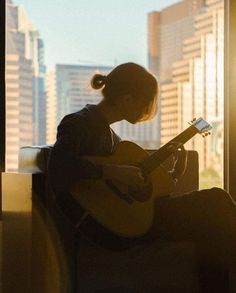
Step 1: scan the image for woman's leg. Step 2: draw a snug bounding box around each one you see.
[150,187,236,292]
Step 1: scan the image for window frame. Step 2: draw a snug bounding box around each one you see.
[224,0,236,197]
[0,0,6,216]
[0,0,236,206]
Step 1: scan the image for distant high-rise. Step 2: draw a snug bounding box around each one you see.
[46,70,57,145]
[112,115,160,149]
[6,0,46,170]
[17,5,46,145]
[46,64,112,144]
[148,0,206,81]
[159,0,224,175]
[148,0,205,148]
[6,0,33,171]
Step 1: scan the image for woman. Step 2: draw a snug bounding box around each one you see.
[48,62,236,292]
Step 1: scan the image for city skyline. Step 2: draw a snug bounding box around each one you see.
[13,0,179,70]
[6,0,224,187]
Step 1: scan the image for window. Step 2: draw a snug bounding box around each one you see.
[6,0,227,189]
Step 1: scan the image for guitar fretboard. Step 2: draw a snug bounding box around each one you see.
[140,125,197,175]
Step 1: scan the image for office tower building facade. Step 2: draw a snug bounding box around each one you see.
[112,117,160,149]
[46,70,57,145]
[6,0,46,170]
[159,0,224,181]
[17,5,47,145]
[148,0,205,81]
[6,0,33,171]
[148,0,206,149]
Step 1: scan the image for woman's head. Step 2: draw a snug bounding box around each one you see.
[91,62,159,123]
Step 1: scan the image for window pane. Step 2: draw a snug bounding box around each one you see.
[6,0,224,189]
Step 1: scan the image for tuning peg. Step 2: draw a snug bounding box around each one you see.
[203,132,211,137]
[189,117,197,125]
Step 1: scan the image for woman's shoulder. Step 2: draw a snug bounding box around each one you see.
[54,109,92,151]
[57,104,109,140]
[58,108,90,130]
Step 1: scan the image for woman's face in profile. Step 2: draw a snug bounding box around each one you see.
[123,94,153,124]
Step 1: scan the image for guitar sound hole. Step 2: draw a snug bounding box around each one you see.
[129,182,153,202]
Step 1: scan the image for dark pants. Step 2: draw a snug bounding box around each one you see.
[62,187,236,292]
[148,187,236,292]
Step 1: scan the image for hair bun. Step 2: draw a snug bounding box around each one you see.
[91,74,106,90]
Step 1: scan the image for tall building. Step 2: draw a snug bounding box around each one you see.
[6,0,46,170]
[46,64,112,144]
[6,0,33,171]
[148,0,206,80]
[112,116,160,149]
[46,70,57,145]
[148,0,206,148]
[17,5,47,145]
[159,0,224,176]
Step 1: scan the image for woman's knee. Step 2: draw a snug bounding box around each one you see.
[207,187,234,208]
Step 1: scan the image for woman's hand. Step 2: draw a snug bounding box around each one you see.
[102,164,146,190]
[169,144,188,182]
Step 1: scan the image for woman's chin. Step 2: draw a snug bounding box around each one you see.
[127,118,138,124]
[126,115,142,124]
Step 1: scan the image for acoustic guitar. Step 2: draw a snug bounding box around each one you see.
[70,118,212,239]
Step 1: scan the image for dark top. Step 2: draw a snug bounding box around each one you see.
[48,104,121,194]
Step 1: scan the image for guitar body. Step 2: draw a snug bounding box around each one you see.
[70,141,175,238]
[70,118,211,241]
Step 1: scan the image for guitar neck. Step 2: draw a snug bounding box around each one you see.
[140,125,198,175]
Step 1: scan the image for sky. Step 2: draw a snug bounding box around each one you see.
[13,0,179,70]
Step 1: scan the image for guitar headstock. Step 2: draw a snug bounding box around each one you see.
[188,118,212,137]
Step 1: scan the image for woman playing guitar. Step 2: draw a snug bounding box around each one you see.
[48,62,236,292]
